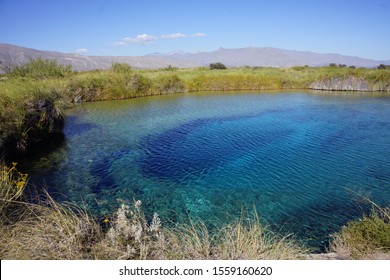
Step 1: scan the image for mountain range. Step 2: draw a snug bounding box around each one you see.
[1,43,389,72]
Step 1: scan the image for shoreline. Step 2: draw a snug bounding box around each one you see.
[1,63,389,259]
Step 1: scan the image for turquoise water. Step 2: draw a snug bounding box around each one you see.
[28,91,390,251]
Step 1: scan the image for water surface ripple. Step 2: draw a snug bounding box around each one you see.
[28,92,390,251]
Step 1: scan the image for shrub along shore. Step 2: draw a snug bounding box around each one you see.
[0,60,389,259]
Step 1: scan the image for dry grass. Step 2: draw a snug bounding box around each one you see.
[0,183,305,260]
[156,220,212,259]
[0,196,102,259]
[1,164,389,260]
[0,161,386,260]
[2,192,388,260]
[213,214,306,259]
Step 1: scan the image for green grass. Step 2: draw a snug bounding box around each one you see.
[331,207,390,259]
[1,60,390,157]
[5,58,72,80]
[0,78,66,155]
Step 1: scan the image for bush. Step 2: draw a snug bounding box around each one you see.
[102,200,163,259]
[378,64,390,70]
[7,58,72,79]
[162,65,178,71]
[111,63,132,74]
[210,62,227,70]
[331,208,390,259]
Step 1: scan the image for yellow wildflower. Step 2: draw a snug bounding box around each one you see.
[16,181,25,188]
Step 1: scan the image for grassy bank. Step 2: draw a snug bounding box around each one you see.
[0,78,66,156]
[1,60,390,156]
[1,162,389,260]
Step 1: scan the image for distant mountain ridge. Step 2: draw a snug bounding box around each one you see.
[1,43,389,72]
[156,47,390,68]
[0,44,198,72]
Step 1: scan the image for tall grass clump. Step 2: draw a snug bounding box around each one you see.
[213,214,306,259]
[111,63,132,74]
[157,219,212,259]
[66,72,109,102]
[151,213,306,260]
[0,197,102,259]
[65,71,154,102]
[153,74,186,94]
[7,58,72,79]
[0,80,66,155]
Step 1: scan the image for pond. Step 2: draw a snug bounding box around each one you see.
[27,91,390,251]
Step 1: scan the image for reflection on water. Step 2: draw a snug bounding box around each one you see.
[27,91,390,251]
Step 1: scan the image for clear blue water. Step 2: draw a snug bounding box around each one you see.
[27,91,390,251]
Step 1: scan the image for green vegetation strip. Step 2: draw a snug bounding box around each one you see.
[1,59,389,156]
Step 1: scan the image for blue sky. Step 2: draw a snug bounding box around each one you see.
[1,0,389,60]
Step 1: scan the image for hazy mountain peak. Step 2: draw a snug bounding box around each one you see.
[1,43,388,72]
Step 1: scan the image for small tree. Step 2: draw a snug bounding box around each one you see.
[210,62,227,70]
[378,64,390,70]
[111,63,132,74]
[162,65,178,71]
